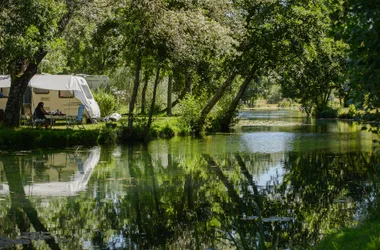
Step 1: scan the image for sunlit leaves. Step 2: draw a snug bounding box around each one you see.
[0,0,66,70]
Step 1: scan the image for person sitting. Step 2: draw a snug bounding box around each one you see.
[33,102,51,129]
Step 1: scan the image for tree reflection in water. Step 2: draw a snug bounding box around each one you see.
[0,147,378,249]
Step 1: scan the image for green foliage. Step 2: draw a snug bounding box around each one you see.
[315,106,338,118]
[0,0,66,71]
[176,95,203,134]
[93,88,120,117]
[313,207,380,250]
[118,116,156,141]
[97,126,118,145]
[338,104,358,119]
[158,124,175,139]
[348,104,357,118]
[266,84,282,104]
[342,0,380,109]
[278,99,293,108]
[209,88,241,132]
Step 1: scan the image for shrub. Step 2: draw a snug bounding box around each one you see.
[93,88,120,117]
[338,104,357,119]
[159,124,175,138]
[97,126,118,144]
[177,95,203,134]
[315,106,338,118]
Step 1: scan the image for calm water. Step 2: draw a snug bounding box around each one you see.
[0,109,379,249]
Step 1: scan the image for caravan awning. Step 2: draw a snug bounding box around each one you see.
[0,75,82,91]
[29,75,82,91]
[0,75,11,88]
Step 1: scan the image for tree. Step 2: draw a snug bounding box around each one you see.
[272,0,348,116]
[281,38,348,115]
[0,0,91,127]
[342,0,380,109]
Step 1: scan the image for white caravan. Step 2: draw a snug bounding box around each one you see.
[77,74,110,89]
[0,75,101,120]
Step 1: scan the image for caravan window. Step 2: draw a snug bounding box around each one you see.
[81,84,93,99]
[33,88,49,94]
[59,90,74,98]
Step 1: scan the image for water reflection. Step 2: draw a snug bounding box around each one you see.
[0,110,378,249]
[0,147,100,197]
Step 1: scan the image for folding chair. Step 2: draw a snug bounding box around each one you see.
[66,104,86,129]
[21,103,33,126]
[21,103,44,128]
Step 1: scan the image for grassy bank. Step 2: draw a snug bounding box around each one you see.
[0,116,182,150]
[313,203,380,250]
[0,127,102,150]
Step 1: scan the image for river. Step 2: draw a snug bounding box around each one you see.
[0,109,378,249]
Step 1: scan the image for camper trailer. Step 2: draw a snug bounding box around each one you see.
[77,74,110,89]
[0,75,101,121]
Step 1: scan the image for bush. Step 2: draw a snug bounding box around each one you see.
[158,124,175,138]
[97,126,118,144]
[177,95,203,134]
[338,104,357,119]
[315,106,338,118]
[93,88,120,117]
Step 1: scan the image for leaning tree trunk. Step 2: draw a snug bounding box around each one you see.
[128,49,142,133]
[140,69,150,115]
[219,68,256,132]
[194,71,238,133]
[4,50,47,127]
[143,67,160,139]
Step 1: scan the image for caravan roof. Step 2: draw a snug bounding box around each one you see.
[0,74,82,90]
[0,75,10,88]
[30,75,84,90]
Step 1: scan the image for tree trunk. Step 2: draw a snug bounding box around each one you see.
[4,50,47,127]
[194,71,238,133]
[128,49,142,132]
[143,67,160,138]
[140,69,149,115]
[185,69,192,95]
[219,68,256,132]
[166,73,173,116]
[160,70,192,113]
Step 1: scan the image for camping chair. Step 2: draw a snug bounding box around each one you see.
[21,103,33,126]
[66,104,86,129]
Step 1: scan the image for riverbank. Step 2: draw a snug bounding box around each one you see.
[313,198,380,250]
[0,117,179,150]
